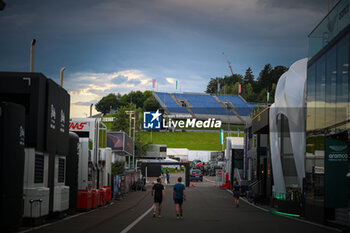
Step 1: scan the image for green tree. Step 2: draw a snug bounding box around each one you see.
[244,67,254,84]
[270,66,288,84]
[204,64,286,104]
[241,83,256,102]
[111,161,125,176]
[143,96,159,111]
[256,64,272,93]
[120,91,145,109]
[134,107,150,158]
[143,90,153,100]
[112,106,150,158]
[257,88,268,103]
[228,74,244,85]
[233,82,240,95]
[269,83,277,103]
[134,130,149,158]
[206,77,221,94]
[95,93,120,114]
[111,106,130,132]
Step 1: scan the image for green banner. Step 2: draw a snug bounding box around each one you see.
[325,137,349,208]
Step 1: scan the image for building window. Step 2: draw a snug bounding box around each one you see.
[325,45,337,129]
[336,34,349,130]
[306,32,350,204]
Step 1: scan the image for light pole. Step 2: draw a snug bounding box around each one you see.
[60,67,66,87]
[30,39,36,72]
[125,111,135,168]
[90,104,93,117]
[132,116,136,168]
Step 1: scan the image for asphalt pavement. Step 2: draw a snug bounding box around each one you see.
[24,172,340,233]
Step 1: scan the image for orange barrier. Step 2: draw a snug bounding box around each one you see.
[91,189,100,209]
[104,186,111,202]
[77,190,92,210]
[99,188,107,206]
[220,172,231,189]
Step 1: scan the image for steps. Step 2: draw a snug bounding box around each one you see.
[213,95,245,124]
[169,93,182,107]
[213,95,226,108]
[169,93,195,117]
[185,106,196,117]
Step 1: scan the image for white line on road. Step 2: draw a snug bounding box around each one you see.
[120,205,153,233]
[225,189,268,212]
[203,177,215,183]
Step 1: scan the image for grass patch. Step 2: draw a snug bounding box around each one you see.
[172,123,244,131]
[162,168,184,173]
[142,131,243,151]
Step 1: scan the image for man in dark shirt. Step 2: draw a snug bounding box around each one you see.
[173,177,186,219]
[233,179,241,207]
[152,178,165,218]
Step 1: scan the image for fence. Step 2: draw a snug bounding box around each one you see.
[113,171,142,200]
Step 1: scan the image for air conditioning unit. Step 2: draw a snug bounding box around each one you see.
[53,156,69,212]
[23,148,50,218]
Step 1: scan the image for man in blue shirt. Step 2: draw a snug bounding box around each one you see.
[166,170,170,184]
[173,177,186,219]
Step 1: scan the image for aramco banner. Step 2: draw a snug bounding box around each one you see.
[325,137,349,208]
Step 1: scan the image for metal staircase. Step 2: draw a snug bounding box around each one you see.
[213,95,245,124]
[169,93,195,117]
[169,93,182,107]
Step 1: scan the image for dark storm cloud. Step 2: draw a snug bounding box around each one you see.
[110,75,141,86]
[111,75,128,85]
[127,79,141,85]
[0,0,332,94]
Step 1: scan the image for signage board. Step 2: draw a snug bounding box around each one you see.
[325,137,349,208]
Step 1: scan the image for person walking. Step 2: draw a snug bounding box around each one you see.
[233,179,241,207]
[166,170,170,184]
[152,178,165,218]
[173,177,186,219]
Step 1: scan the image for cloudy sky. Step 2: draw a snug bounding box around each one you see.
[0,0,333,117]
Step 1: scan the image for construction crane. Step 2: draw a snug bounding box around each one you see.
[222,52,234,76]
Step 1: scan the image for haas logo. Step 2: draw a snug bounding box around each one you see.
[69,122,87,130]
[50,104,56,120]
[50,104,56,130]
[60,110,65,125]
